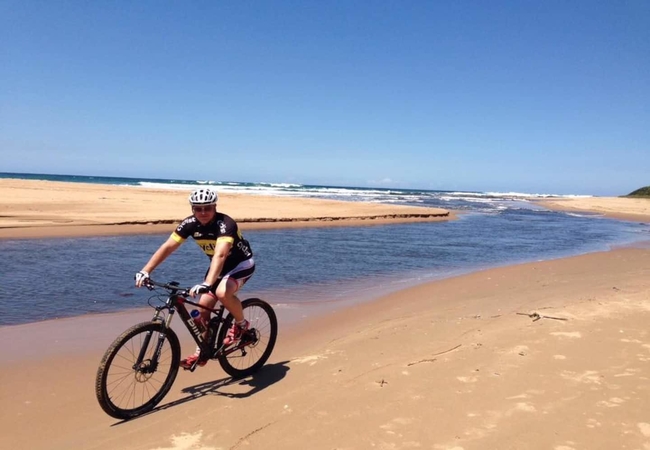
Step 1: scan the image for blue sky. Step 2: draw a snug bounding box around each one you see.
[1,1,648,195]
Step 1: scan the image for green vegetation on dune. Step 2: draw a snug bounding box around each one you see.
[625,186,650,198]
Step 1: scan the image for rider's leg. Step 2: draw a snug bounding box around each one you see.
[213,259,254,324]
[197,292,218,324]
[217,277,250,345]
[215,278,244,322]
[181,293,216,368]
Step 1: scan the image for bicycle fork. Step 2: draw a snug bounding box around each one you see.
[134,311,175,373]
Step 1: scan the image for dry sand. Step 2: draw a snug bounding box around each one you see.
[0,179,452,239]
[1,247,649,449]
[537,197,650,223]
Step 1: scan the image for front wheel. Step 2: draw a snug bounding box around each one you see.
[217,298,278,378]
[95,321,181,420]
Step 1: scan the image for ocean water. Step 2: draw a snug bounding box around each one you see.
[0,171,590,211]
[1,172,648,326]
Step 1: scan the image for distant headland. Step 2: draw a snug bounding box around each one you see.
[625,186,650,198]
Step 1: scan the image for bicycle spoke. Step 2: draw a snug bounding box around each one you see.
[218,300,277,378]
[99,325,178,415]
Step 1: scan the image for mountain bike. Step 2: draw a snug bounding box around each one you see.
[95,278,278,420]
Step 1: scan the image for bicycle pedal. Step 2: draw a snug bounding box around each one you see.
[181,358,206,372]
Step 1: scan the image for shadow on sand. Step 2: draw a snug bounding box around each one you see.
[112,361,290,424]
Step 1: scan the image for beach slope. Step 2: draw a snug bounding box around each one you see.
[1,247,649,449]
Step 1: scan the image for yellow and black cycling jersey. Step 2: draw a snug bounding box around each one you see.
[171,213,253,273]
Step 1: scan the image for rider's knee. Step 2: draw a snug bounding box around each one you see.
[199,292,217,307]
[215,278,238,300]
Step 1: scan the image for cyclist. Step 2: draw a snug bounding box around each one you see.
[135,187,255,369]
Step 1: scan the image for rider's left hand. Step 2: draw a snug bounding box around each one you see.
[189,282,211,297]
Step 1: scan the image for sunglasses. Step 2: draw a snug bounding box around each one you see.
[192,205,215,213]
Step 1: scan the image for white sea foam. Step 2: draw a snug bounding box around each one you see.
[136,182,198,191]
[264,182,303,188]
[564,212,603,218]
[484,191,593,199]
[130,180,594,215]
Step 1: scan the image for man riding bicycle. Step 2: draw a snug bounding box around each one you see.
[135,187,255,369]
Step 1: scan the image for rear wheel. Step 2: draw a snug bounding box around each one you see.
[217,298,278,378]
[95,321,180,420]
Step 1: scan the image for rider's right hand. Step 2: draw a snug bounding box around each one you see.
[135,270,150,288]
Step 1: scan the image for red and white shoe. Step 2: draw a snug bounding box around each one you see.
[180,353,207,370]
[223,320,249,346]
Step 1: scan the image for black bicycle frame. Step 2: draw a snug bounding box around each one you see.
[172,294,255,360]
[133,288,226,371]
[174,294,226,351]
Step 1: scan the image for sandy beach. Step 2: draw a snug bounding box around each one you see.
[1,247,649,449]
[1,180,650,449]
[537,197,650,223]
[0,179,453,239]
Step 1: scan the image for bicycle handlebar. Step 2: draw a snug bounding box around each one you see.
[143,279,191,296]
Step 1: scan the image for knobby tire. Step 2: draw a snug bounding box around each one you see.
[217,298,278,378]
[95,321,181,420]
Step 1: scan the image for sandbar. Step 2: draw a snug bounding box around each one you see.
[0,179,453,239]
[537,196,650,222]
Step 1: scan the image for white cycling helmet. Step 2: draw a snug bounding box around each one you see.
[189,188,218,205]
